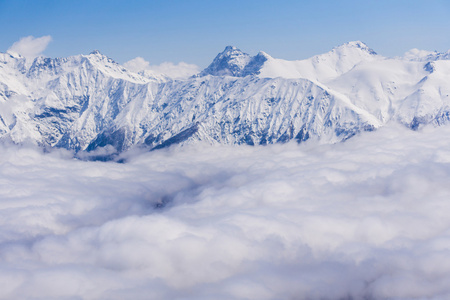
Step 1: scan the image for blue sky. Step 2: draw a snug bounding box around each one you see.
[1,0,450,67]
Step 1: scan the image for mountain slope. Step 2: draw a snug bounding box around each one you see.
[257,41,379,81]
[0,41,449,155]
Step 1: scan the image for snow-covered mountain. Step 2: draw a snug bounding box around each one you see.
[0,41,449,156]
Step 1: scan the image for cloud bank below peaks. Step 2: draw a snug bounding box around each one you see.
[123,56,199,79]
[1,125,450,299]
[7,35,52,61]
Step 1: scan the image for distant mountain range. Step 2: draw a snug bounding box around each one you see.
[1,41,449,157]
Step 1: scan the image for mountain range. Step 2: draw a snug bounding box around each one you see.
[1,41,449,157]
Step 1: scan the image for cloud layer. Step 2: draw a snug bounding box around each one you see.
[123,56,199,79]
[1,125,450,299]
[7,35,52,60]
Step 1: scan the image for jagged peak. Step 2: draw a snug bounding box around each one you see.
[223,45,238,52]
[403,48,450,62]
[256,51,272,60]
[4,50,25,60]
[334,41,377,55]
[200,46,251,77]
[87,50,117,64]
[30,55,51,63]
[240,51,270,76]
[424,61,435,73]
[89,49,103,56]
[344,40,369,48]
[199,46,274,77]
[215,45,249,61]
[220,45,247,56]
[88,49,112,60]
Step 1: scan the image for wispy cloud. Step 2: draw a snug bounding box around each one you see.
[7,35,52,60]
[1,125,450,299]
[123,56,199,79]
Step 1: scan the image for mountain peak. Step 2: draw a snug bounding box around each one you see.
[87,50,117,65]
[336,41,377,55]
[200,46,251,77]
[5,50,23,59]
[256,51,272,59]
[89,50,103,56]
[223,45,238,52]
[402,48,450,62]
[345,40,368,47]
[199,46,276,78]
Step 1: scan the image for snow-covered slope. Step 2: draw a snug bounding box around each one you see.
[201,41,380,81]
[258,41,379,81]
[0,41,449,155]
[326,55,450,128]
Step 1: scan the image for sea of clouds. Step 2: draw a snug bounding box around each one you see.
[1,124,450,300]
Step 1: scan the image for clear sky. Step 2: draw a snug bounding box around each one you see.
[1,0,450,67]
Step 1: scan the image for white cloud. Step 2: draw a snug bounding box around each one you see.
[123,57,199,79]
[1,125,450,299]
[147,61,200,79]
[122,56,150,73]
[7,35,52,60]
[403,48,436,60]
